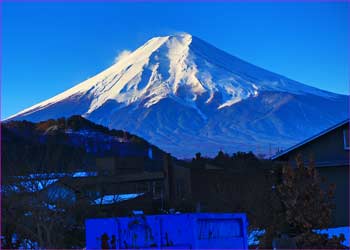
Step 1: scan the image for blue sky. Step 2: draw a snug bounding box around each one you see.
[2,2,349,119]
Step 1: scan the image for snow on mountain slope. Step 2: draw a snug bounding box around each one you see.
[8,33,337,119]
[7,33,348,158]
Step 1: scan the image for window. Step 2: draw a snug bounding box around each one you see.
[197,219,242,239]
[343,128,349,150]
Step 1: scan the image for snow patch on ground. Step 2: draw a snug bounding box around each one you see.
[315,226,350,247]
[248,227,350,247]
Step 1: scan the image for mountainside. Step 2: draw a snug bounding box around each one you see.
[7,33,348,158]
[2,116,165,176]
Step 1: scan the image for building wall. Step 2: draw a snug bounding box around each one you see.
[96,156,146,175]
[318,165,349,227]
[170,164,192,205]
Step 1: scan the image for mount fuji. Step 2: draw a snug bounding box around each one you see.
[7,33,348,158]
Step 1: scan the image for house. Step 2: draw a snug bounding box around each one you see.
[32,152,193,217]
[271,119,349,227]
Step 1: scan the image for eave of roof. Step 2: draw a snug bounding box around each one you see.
[271,119,350,160]
[59,171,165,189]
[273,159,349,168]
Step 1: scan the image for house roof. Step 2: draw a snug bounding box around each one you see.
[271,119,349,160]
[58,171,165,191]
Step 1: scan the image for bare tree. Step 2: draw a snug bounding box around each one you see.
[2,172,86,249]
[259,154,346,249]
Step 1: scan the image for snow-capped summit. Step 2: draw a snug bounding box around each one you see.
[7,33,348,158]
[9,33,335,118]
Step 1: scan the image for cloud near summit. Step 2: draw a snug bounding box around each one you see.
[114,50,132,64]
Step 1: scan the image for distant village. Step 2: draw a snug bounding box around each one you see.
[1,116,349,249]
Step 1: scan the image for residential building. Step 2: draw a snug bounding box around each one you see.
[272,119,349,227]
